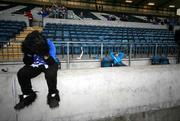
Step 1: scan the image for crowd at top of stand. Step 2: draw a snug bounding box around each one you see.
[106,13,179,26]
[146,15,180,26]
[38,3,68,19]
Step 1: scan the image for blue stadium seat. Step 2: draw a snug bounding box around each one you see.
[44,23,176,56]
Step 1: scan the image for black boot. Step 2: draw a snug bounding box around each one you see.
[14,91,37,110]
[47,91,60,109]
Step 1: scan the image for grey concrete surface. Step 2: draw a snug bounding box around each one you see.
[0,57,176,71]
[0,73,16,121]
[0,5,29,25]
[0,64,180,121]
[94,106,180,121]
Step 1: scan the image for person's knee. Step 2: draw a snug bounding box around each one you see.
[17,68,25,78]
[47,70,57,78]
[45,64,58,79]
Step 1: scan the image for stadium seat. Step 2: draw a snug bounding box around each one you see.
[43,23,176,56]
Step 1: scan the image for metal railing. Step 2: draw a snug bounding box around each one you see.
[55,41,177,67]
[0,41,178,68]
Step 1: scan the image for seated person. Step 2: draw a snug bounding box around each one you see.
[110,51,126,66]
[101,52,113,67]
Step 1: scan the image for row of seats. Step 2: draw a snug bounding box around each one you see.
[0,20,26,45]
[44,23,169,32]
[43,29,173,36]
[42,23,176,56]
[42,23,175,44]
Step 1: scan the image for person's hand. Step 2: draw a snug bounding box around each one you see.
[44,55,49,60]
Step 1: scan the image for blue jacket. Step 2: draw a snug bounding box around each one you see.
[47,39,60,64]
[47,39,56,60]
[110,52,124,64]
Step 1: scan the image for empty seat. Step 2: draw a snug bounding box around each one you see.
[44,23,176,56]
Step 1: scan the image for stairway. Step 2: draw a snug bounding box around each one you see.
[0,26,43,61]
[16,26,43,41]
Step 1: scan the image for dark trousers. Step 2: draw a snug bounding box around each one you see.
[17,64,58,95]
[29,19,33,27]
[177,46,180,64]
[113,62,126,67]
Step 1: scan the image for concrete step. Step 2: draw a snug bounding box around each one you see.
[15,36,25,39]
[20,30,34,34]
[0,52,23,56]
[15,37,26,41]
[0,54,22,60]
[0,49,21,53]
[8,43,21,47]
[0,43,21,53]
[16,26,43,41]
[26,26,43,31]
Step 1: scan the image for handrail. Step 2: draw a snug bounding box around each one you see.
[53,41,177,45]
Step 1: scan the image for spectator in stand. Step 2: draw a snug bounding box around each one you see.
[24,10,33,27]
[175,29,180,63]
[47,3,68,19]
[38,7,49,26]
[80,12,84,19]
[39,7,49,18]
[101,51,113,67]
[120,14,128,21]
[110,51,126,67]
[61,6,68,19]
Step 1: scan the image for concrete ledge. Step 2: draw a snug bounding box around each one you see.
[0,64,180,121]
[0,57,177,71]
